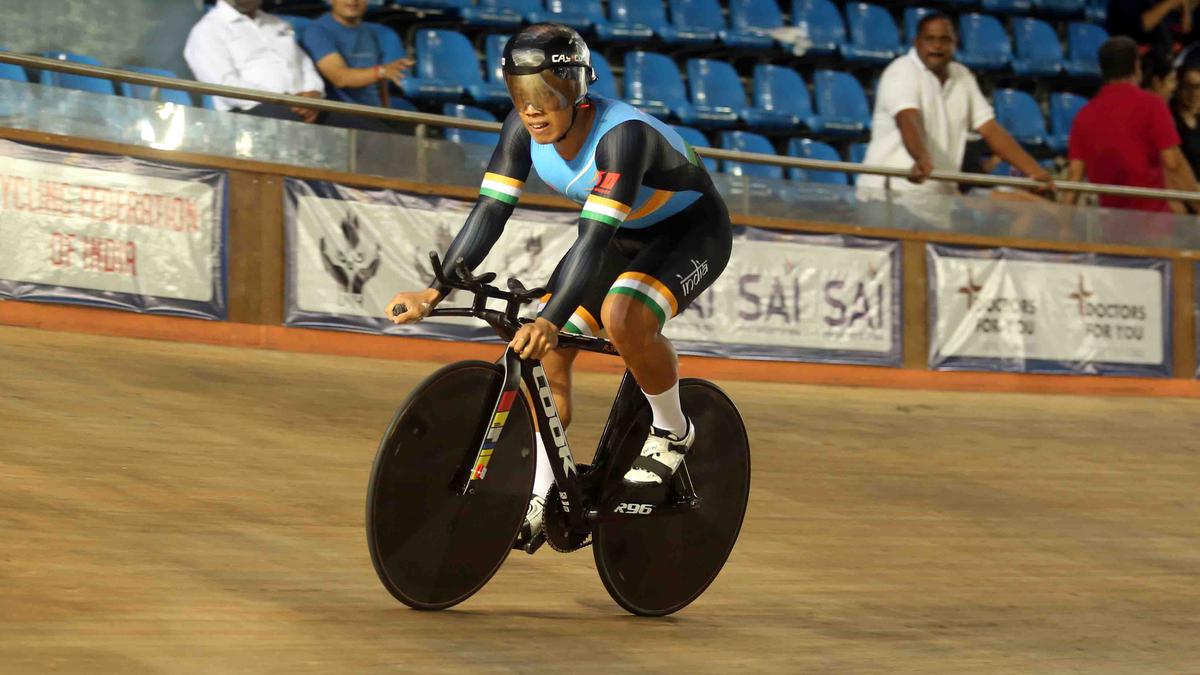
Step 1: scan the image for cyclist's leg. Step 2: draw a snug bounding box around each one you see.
[603,195,733,485]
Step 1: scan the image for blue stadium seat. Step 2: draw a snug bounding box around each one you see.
[1048,92,1087,153]
[39,52,115,95]
[595,0,665,42]
[483,33,512,90]
[1011,18,1063,76]
[903,7,935,44]
[624,51,693,121]
[662,0,723,46]
[461,0,536,27]
[728,0,783,49]
[1084,0,1107,22]
[980,0,1032,14]
[792,0,846,56]
[400,0,470,10]
[849,142,867,163]
[787,138,849,184]
[0,47,28,83]
[527,0,607,32]
[1033,0,1085,14]
[993,88,1047,146]
[1065,23,1106,77]
[748,64,823,131]
[813,70,871,133]
[685,59,748,127]
[401,30,504,104]
[375,24,407,63]
[842,3,902,64]
[442,103,501,147]
[390,96,417,111]
[118,67,194,106]
[720,131,783,179]
[277,14,312,34]
[672,125,718,171]
[957,14,1012,71]
[590,52,618,99]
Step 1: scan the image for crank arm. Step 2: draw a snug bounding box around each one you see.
[585,496,702,523]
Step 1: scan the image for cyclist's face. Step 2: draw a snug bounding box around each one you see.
[916,18,956,74]
[507,72,573,144]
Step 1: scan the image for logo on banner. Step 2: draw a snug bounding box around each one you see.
[958,268,1037,336]
[320,211,381,305]
[958,269,983,309]
[1068,274,1149,341]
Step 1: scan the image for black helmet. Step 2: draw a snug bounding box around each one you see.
[501,24,596,112]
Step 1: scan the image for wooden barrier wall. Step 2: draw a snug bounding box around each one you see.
[3,126,1198,393]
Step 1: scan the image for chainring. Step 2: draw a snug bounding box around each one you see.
[543,488,592,553]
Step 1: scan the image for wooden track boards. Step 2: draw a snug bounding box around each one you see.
[1,326,1198,672]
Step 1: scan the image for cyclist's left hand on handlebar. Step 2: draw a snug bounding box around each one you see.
[510,317,559,359]
[386,288,442,324]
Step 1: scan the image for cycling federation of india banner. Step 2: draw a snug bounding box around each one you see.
[928,245,1170,377]
[0,139,227,319]
[284,179,900,366]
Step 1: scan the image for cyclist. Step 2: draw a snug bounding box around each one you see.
[386,24,732,551]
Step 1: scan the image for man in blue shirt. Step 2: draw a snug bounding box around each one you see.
[301,0,413,107]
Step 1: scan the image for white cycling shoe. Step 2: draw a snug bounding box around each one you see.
[513,492,546,554]
[622,419,695,487]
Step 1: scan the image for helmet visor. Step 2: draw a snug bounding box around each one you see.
[504,71,572,113]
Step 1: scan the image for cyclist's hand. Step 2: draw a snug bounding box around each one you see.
[386,288,441,324]
[510,317,559,360]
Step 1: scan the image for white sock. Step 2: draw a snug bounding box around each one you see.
[532,433,554,499]
[643,381,687,436]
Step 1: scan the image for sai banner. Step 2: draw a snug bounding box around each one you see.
[928,245,1170,376]
[285,179,900,365]
[0,139,227,319]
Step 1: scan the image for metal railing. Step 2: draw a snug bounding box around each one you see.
[3,50,1198,202]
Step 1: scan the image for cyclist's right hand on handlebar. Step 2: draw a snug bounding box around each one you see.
[386,288,442,325]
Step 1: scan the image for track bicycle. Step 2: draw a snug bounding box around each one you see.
[366,253,751,616]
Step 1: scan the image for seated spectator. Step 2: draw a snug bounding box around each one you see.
[301,0,413,108]
[184,0,386,131]
[857,13,1051,195]
[1106,0,1194,55]
[1173,65,1200,175]
[1065,36,1200,212]
[1141,50,1178,100]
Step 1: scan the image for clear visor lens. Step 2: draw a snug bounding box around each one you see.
[504,72,570,113]
[510,47,547,69]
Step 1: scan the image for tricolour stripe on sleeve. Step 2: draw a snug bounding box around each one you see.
[479,172,524,205]
[580,194,631,228]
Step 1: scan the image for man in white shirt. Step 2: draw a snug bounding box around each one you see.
[185,0,387,131]
[857,13,1050,195]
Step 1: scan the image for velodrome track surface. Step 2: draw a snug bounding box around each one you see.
[2,325,1198,673]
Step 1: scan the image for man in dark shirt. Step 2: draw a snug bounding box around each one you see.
[1066,36,1199,212]
[301,0,413,107]
[1173,66,1200,175]
[1106,0,1194,54]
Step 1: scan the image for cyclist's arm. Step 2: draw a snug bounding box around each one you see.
[540,122,654,328]
[433,110,533,295]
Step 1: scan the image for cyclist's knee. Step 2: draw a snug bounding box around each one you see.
[602,294,661,349]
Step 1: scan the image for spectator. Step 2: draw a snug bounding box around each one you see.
[1173,65,1200,174]
[1106,0,1194,55]
[857,13,1051,196]
[301,0,414,108]
[1141,50,1178,100]
[184,0,385,131]
[1065,36,1200,212]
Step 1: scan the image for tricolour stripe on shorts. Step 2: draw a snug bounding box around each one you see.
[480,172,523,204]
[609,273,678,326]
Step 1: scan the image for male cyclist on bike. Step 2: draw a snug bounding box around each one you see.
[386,24,732,551]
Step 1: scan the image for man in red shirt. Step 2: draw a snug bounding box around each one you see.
[1066,36,1199,212]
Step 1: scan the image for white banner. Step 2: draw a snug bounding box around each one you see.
[930,246,1168,373]
[286,180,901,364]
[0,152,220,304]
